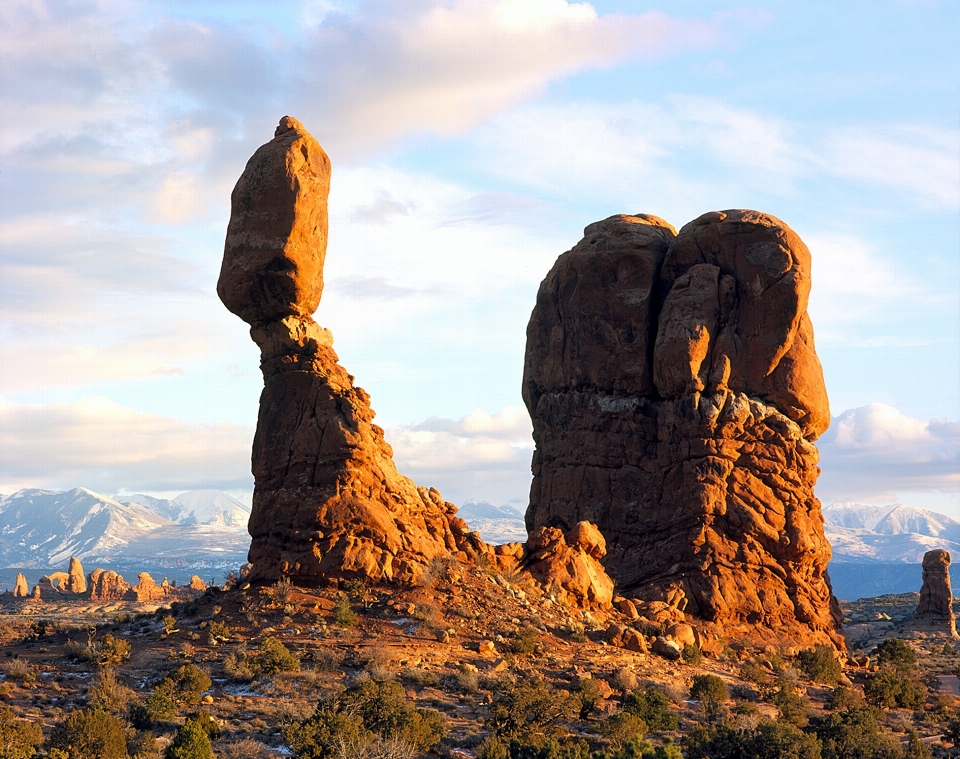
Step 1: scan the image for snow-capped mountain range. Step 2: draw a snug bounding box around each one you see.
[823,502,960,563]
[0,487,250,569]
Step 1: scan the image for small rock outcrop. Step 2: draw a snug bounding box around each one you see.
[12,573,28,597]
[189,576,207,591]
[87,569,131,602]
[524,211,843,647]
[218,117,493,585]
[67,556,86,594]
[915,549,957,636]
[524,522,614,609]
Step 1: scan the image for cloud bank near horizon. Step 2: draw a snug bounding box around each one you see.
[1,396,956,520]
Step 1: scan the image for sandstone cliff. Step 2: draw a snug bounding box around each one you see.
[524,211,844,648]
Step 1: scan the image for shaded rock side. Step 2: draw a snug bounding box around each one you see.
[914,549,957,636]
[524,210,843,648]
[219,117,491,586]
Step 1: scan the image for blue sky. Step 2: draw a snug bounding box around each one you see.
[0,0,957,519]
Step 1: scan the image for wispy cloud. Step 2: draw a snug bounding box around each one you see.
[0,395,254,494]
[386,406,533,506]
[817,404,960,507]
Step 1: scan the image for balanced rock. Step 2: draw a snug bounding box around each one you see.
[12,573,28,597]
[67,556,86,594]
[524,211,843,648]
[219,118,490,585]
[915,549,957,636]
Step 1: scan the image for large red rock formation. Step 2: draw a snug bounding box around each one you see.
[524,210,843,648]
[219,117,490,585]
[915,549,957,636]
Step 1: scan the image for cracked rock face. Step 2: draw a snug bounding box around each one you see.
[523,210,844,648]
[219,118,489,585]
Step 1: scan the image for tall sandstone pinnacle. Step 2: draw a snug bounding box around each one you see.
[915,549,957,637]
[524,210,845,647]
[219,117,492,585]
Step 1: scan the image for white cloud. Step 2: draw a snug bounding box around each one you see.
[386,406,533,506]
[469,97,960,213]
[0,395,254,494]
[817,404,960,507]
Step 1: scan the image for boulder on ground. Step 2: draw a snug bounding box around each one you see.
[524,522,614,609]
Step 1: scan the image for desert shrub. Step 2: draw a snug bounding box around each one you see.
[622,687,679,731]
[271,576,294,606]
[128,729,161,759]
[89,668,136,714]
[207,621,231,645]
[217,738,272,759]
[871,638,917,670]
[0,705,43,759]
[478,734,590,759]
[510,626,539,656]
[773,683,810,727]
[165,719,214,759]
[571,676,603,719]
[690,674,728,704]
[827,686,866,713]
[254,636,300,675]
[807,706,903,759]
[796,645,842,686]
[456,666,480,694]
[92,634,132,666]
[599,712,647,749]
[49,706,129,759]
[739,661,774,699]
[157,663,212,706]
[284,678,444,759]
[863,669,925,709]
[223,646,255,682]
[681,643,702,665]
[333,594,358,627]
[1,657,37,683]
[904,730,931,759]
[683,719,821,759]
[487,678,579,739]
[603,739,683,759]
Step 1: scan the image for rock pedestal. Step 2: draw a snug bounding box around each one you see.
[219,117,490,585]
[524,211,844,648]
[915,549,957,636]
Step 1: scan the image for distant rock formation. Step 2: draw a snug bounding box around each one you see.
[13,573,28,597]
[218,117,492,585]
[915,549,957,636]
[68,556,86,594]
[524,211,843,647]
[189,575,207,591]
[39,572,71,593]
[88,569,131,602]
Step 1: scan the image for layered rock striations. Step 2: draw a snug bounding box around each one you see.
[524,211,844,647]
[219,118,494,585]
[914,549,957,636]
